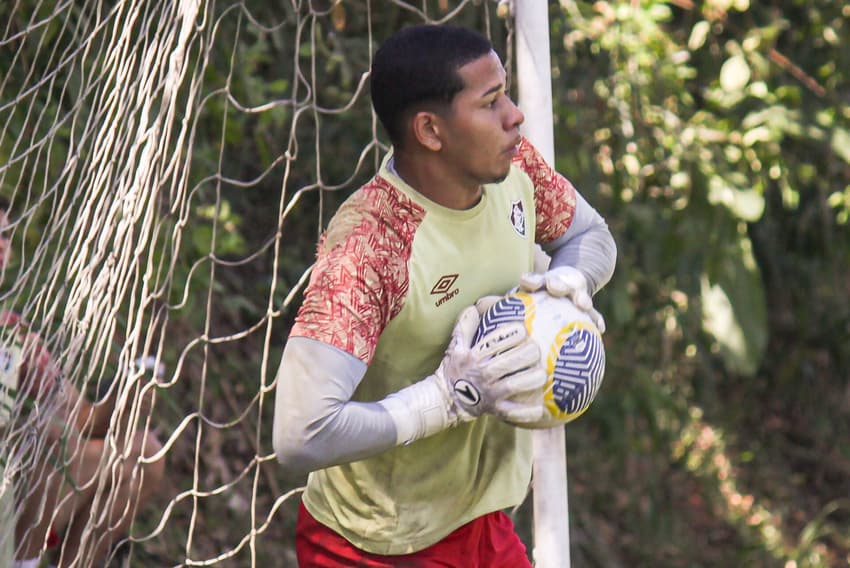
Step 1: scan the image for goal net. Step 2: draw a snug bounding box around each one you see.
[0,0,525,566]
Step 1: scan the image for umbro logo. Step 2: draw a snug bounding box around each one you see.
[431,274,460,307]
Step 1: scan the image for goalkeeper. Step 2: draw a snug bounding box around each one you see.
[273,24,617,566]
[0,197,166,568]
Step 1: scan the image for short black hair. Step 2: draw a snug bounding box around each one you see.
[0,196,9,213]
[370,25,493,148]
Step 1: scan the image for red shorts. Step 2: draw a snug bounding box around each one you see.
[295,502,532,567]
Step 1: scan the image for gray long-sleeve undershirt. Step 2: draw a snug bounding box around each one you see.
[544,191,617,295]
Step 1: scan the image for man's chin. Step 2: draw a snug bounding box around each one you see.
[487,171,510,185]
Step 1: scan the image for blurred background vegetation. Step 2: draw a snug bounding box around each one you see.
[2,0,849,566]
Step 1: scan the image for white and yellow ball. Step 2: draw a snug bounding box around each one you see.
[474,291,606,428]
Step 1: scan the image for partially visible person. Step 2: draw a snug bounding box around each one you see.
[0,196,166,568]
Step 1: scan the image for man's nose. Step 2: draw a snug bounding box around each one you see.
[506,98,524,129]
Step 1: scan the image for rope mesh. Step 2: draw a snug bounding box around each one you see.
[0,1,509,564]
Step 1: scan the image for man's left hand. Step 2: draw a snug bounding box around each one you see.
[518,266,606,333]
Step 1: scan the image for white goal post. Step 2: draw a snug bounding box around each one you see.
[515,0,572,566]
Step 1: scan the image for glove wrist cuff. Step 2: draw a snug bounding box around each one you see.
[379,375,457,445]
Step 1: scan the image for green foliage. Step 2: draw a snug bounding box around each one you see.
[3,0,849,564]
[549,0,850,564]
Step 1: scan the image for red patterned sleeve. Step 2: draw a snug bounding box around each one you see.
[512,137,577,245]
[290,179,424,364]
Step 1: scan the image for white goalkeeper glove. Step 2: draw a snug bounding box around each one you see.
[518,265,606,333]
[380,304,546,444]
[434,305,545,423]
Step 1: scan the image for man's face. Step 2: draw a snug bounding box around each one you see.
[438,50,525,186]
[0,211,9,271]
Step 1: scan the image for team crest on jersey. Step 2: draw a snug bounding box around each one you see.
[510,200,526,237]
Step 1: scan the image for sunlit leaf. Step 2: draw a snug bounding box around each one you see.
[700,234,767,376]
[688,21,711,51]
[708,176,765,222]
[742,126,771,146]
[720,55,751,92]
[622,154,641,175]
[831,127,850,165]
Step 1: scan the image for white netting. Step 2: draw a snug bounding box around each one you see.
[0,0,516,565]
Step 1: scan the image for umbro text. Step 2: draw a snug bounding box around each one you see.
[435,287,459,307]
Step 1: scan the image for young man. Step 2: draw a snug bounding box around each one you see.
[273,25,616,566]
[0,197,166,567]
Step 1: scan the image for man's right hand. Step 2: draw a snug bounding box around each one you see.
[434,306,546,425]
[380,303,547,445]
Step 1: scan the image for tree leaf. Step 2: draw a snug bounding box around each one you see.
[688,21,711,51]
[700,234,767,376]
[708,176,765,222]
[720,55,751,92]
[831,127,850,165]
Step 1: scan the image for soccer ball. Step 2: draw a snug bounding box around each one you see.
[474,291,606,428]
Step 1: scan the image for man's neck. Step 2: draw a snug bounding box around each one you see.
[392,153,482,210]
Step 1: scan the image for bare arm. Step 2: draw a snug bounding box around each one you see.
[50,365,157,441]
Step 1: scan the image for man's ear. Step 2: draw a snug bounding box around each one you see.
[410,111,443,152]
